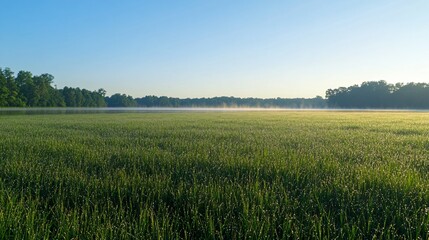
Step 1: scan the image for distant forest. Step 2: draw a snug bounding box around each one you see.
[326,80,429,109]
[1,67,429,109]
[0,67,326,108]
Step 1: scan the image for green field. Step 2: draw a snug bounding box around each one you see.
[1,111,429,239]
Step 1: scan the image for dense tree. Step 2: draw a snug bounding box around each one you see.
[391,83,429,109]
[60,87,107,107]
[326,81,429,109]
[96,89,108,107]
[134,95,327,108]
[31,73,65,107]
[0,66,329,109]
[0,68,25,106]
[3,66,429,109]
[15,71,35,106]
[0,69,9,106]
[106,93,137,107]
[0,67,107,107]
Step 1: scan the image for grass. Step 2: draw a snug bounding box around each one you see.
[0,111,429,239]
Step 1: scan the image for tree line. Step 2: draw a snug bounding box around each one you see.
[134,95,326,108]
[0,68,107,107]
[0,67,327,108]
[326,80,429,109]
[3,67,429,109]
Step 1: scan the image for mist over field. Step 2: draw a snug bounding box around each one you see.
[1,0,429,239]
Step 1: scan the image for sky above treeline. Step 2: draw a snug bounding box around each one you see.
[1,0,428,98]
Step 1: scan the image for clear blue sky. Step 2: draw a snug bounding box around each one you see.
[1,0,428,98]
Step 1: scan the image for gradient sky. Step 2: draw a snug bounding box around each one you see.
[1,0,428,98]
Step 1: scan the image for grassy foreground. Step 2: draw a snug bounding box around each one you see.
[1,111,429,239]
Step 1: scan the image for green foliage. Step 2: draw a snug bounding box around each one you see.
[0,112,429,239]
[60,87,107,107]
[326,81,429,108]
[105,93,137,107]
[0,68,25,107]
[1,66,328,109]
[0,67,107,108]
[135,95,327,108]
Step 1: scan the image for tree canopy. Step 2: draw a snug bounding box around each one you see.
[3,67,429,109]
[134,95,326,108]
[326,81,429,109]
[0,67,328,108]
[0,67,106,107]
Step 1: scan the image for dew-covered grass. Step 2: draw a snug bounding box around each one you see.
[0,111,429,239]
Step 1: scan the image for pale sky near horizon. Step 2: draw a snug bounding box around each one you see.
[1,0,428,98]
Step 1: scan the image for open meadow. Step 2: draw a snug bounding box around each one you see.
[0,111,429,239]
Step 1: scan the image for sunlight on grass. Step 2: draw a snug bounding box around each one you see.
[0,112,428,239]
